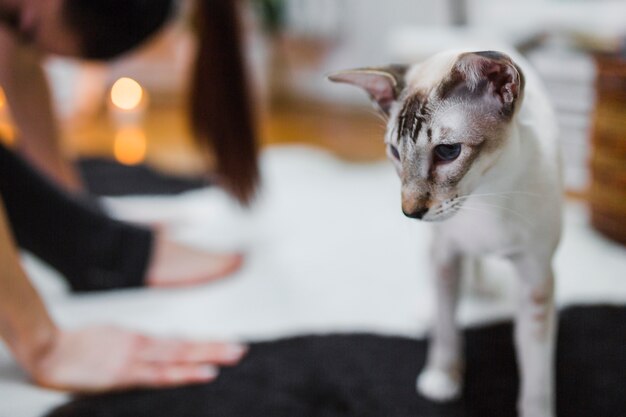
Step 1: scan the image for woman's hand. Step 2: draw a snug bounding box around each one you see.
[28,326,247,393]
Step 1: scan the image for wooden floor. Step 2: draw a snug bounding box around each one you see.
[262,97,387,161]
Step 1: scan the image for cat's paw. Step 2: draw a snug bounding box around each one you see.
[416,368,462,402]
[520,400,554,417]
[520,410,554,417]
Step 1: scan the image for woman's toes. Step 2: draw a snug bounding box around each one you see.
[146,237,243,287]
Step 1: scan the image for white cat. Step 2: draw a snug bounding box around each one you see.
[330,50,562,417]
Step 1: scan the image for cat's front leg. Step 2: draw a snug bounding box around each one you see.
[511,254,556,417]
[417,241,463,402]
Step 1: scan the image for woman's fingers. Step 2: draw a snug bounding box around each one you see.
[26,326,246,392]
[122,338,247,389]
[137,338,248,366]
[123,363,219,388]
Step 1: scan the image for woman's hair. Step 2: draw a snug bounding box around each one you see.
[65,0,260,204]
[190,0,260,204]
[63,0,173,60]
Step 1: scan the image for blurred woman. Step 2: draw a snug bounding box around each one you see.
[0,0,258,391]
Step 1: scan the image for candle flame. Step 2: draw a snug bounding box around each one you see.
[110,77,144,110]
[0,88,15,146]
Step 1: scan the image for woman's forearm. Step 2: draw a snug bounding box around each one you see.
[0,27,83,192]
[0,195,245,392]
[0,195,58,372]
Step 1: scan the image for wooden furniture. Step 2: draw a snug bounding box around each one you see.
[590,54,626,245]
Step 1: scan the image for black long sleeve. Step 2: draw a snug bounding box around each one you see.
[0,144,153,292]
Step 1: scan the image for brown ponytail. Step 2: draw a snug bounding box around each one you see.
[190,0,260,205]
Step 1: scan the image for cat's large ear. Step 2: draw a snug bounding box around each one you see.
[327,65,408,115]
[440,51,525,118]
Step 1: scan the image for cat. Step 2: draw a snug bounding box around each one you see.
[329,50,562,417]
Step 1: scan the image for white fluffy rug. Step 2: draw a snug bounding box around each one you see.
[2,146,625,417]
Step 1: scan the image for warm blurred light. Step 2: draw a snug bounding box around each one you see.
[0,87,6,109]
[114,127,147,165]
[0,122,15,146]
[110,77,144,110]
[0,87,15,146]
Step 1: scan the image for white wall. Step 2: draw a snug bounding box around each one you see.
[467,0,626,36]
[285,0,453,102]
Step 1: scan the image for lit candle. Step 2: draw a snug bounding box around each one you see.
[0,87,16,146]
[113,126,147,166]
[108,77,149,165]
[108,77,148,126]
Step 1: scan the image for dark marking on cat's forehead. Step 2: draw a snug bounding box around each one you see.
[397,92,432,142]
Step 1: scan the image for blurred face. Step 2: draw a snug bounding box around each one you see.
[0,0,81,56]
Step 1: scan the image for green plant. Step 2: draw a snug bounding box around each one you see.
[253,0,286,34]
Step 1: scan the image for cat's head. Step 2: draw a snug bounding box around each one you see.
[329,50,525,221]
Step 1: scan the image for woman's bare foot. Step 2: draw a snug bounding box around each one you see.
[145,237,243,288]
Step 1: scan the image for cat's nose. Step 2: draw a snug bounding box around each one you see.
[403,206,429,219]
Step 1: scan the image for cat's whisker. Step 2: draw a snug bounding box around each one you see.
[366,108,389,124]
[463,201,534,228]
[485,191,541,197]
[448,205,489,221]
[369,118,388,131]
[455,194,513,202]
[431,202,463,220]
[455,191,542,201]
[456,204,490,215]
[455,204,509,223]
[374,124,387,132]
[450,197,533,226]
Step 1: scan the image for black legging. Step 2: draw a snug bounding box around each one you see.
[0,144,153,292]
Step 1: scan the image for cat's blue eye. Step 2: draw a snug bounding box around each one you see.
[389,144,400,160]
[433,144,462,163]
